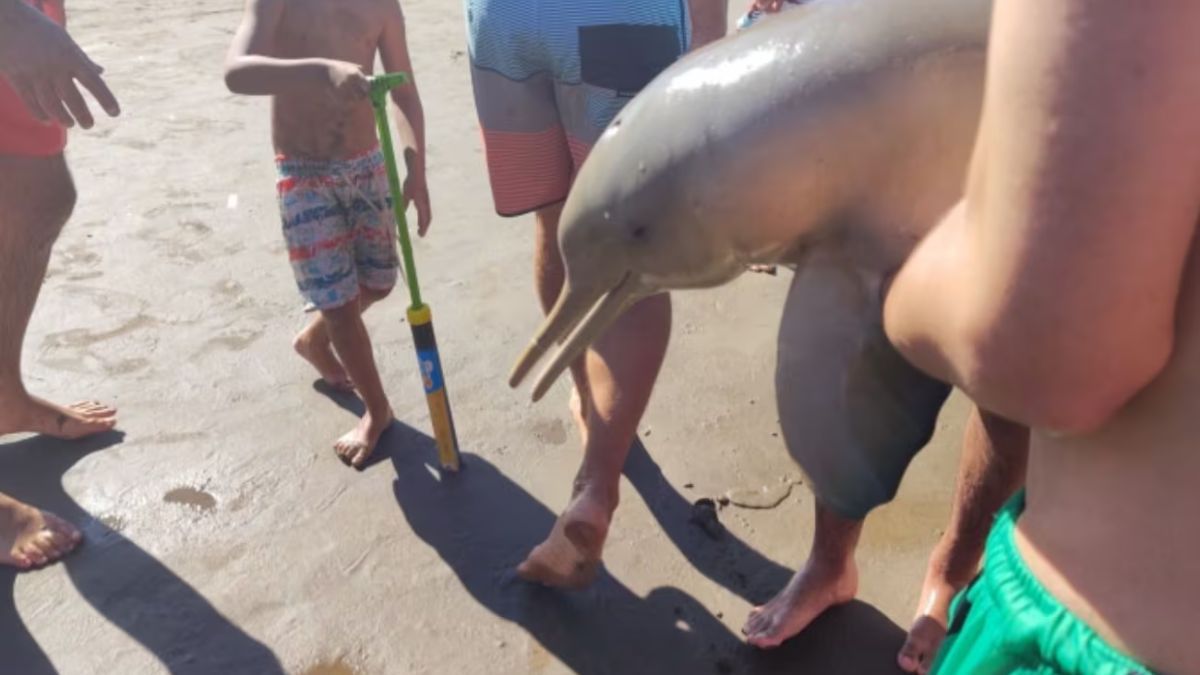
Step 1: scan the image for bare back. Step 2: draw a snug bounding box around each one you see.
[270,0,386,159]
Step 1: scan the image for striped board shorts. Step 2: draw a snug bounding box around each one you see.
[276,147,400,311]
[464,0,691,216]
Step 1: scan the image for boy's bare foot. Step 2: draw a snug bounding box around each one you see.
[0,492,81,569]
[333,407,393,468]
[294,326,353,392]
[517,484,615,590]
[742,556,858,648]
[0,394,117,439]
[897,571,961,673]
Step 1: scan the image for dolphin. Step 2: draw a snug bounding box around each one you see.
[509,0,991,515]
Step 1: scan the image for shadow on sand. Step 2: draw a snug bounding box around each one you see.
[0,431,284,675]
[376,415,906,674]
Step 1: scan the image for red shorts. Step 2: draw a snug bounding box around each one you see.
[0,0,68,157]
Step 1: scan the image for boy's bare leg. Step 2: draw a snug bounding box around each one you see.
[532,202,592,442]
[743,502,862,648]
[0,491,81,569]
[321,286,394,467]
[0,155,117,439]
[898,408,1028,674]
[294,288,388,392]
[517,202,672,588]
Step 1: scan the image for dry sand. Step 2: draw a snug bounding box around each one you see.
[1,1,970,673]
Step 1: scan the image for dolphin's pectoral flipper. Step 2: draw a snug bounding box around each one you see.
[776,254,950,520]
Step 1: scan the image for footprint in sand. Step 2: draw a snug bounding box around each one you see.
[47,241,103,281]
[197,326,264,355]
[530,418,568,446]
[37,286,158,375]
[181,219,213,236]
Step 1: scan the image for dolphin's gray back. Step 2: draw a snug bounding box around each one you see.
[580,0,992,236]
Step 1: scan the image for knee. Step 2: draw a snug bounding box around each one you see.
[53,178,77,227]
[25,163,77,243]
[320,299,360,326]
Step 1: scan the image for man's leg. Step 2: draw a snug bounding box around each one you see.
[294,287,389,392]
[532,202,593,440]
[321,286,395,467]
[517,203,672,588]
[0,154,117,438]
[742,502,862,647]
[0,154,114,569]
[743,257,950,648]
[898,408,1028,674]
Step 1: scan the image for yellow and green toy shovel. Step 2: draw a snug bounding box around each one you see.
[370,72,462,472]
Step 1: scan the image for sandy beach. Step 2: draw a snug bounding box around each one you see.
[1,1,970,672]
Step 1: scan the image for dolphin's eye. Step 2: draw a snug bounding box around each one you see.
[630,224,649,241]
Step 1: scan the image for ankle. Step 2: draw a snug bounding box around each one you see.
[925,542,982,588]
[571,478,619,509]
[805,548,857,577]
[0,381,31,406]
[364,404,393,425]
[0,389,36,430]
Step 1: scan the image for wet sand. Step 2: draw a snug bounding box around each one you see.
[0,1,970,673]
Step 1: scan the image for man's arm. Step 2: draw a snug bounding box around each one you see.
[224,0,368,99]
[688,0,727,50]
[379,1,431,235]
[884,0,1200,434]
[0,0,118,128]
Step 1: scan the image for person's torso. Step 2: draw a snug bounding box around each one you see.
[1018,220,1200,674]
[270,0,384,160]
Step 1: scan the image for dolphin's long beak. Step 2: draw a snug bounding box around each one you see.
[508,277,602,389]
[509,272,647,401]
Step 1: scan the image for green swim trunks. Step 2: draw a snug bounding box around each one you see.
[930,491,1155,675]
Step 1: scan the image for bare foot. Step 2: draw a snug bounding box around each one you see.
[0,493,81,569]
[898,573,960,673]
[333,408,393,468]
[517,484,615,590]
[0,395,117,439]
[748,264,778,275]
[294,327,353,392]
[742,556,858,648]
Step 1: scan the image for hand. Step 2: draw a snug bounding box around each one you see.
[402,149,432,236]
[323,60,370,103]
[0,1,120,128]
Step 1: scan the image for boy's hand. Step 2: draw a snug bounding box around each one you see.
[404,172,432,237]
[323,60,370,103]
[0,0,120,128]
[402,148,432,236]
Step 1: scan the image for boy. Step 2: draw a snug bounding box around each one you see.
[225,0,430,467]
